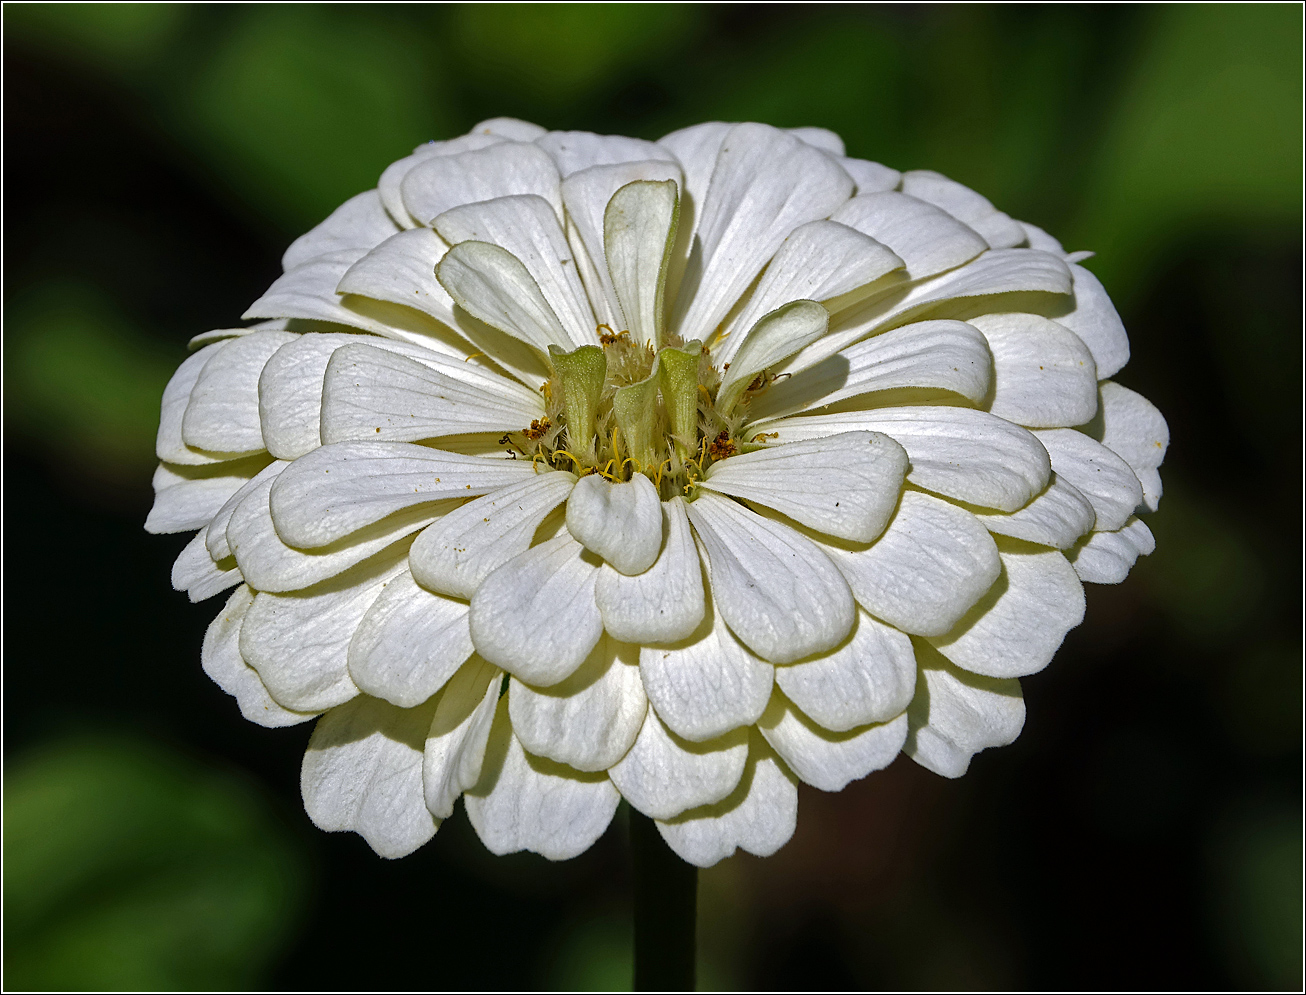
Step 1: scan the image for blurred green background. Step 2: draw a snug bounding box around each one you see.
[3,3,1301,990]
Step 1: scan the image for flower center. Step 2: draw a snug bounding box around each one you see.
[502,328,769,499]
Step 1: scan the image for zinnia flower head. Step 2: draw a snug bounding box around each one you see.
[148,118,1168,865]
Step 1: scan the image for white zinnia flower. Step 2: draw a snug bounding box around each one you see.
[148,118,1168,866]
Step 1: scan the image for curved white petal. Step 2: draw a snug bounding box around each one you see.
[172,528,241,603]
[258,333,361,459]
[268,441,537,549]
[900,170,1025,249]
[904,641,1025,779]
[435,195,597,347]
[244,251,411,335]
[703,432,907,543]
[400,140,563,227]
[822,490,1000,637]
[1018,221,1065,255]
[378,133,506,227]
[754,319,993,418]
[974,473,1096,549]
[1056,263,1129,379]
[1068,516,1156,585]
[465,697,620,860]
[758,692,907,792]
[787,126,845,155]
[969,313,1098,428]
[752,407,1050,513]
[716,300,829,415]
[655,732,797,868]
[468,532,603,686]
[602,175,681,348]
[241,552,407,712]
[655,121,731,301]
[508,634,647,772]
[565,473,664,575]
[1034,428,1142,533]
[471,117,546,140]
[182,330,297,454]
[283,189,398,270]
[347,566,473,708]
[201,584,317,728]
[687,492,855,663]
[715,220,903,365]
[639,588,774,742]
[409,471,576,599]
[608,712,748,820]
[594,496,706,643]
[536,130,677,177]
[774,609,916,733]
[302,694,440,859]
[1084,381,1168,513]
[156,342,232,465]
[422,655,503,819]
[320,342,545,445]
[674,123,854,342]
[830,191,987,281]
[146,457,266,535]
[928,538,1085,679]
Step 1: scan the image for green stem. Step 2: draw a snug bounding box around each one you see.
[631,809,697,991]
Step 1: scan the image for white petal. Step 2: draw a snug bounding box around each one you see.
[565,473,664,575]
[347,566,473,708]
[655,732,797,868]
[758,692,907,792]
[171,528,240,603]
[319,342,546,444]
[839,157,902,195]
[156,342,230,465]
[1083,381,1168,512]
[423,655,503,818]
[378,133,506,227]
[752,407,1050,512]
[182,330,297,454]
[715,220,903,366]
[188,325,257,349]
[639,588,774,742]
[435,240,575,354]
[904,640,1025,778]
[974,473,1096,549]
[687,493,855,663]
[673,123,854,342]
[465,697,620,860]
[899,170,1025,249]
[830,191,987,281]
[656,121,731,301]
[608,712,748,820]
[302,694,440,859]
[716,300,829,415]
[1034,428,1142,533]
[787,126,845,156]
[400,140,563,228]
[536,130,677,177]
[409,471,576,599]
[201,584,317,728]
[1068,516,1156,585]
[703,432,907,543]
[508,634,647,772]
[245,251,421,336]
[268,441,537,549]
[146,457,266,534]
[471,117,547,140]
[968,313,1098,428]
[435,195,597,347]
[241,553,407,712]
[1018,221,1064,254]
[928,538,1085,679]
[822,490,1000,637]
[206,460,288,561]
[283,189,398,270]
[754,318,993,417]
[594,496,706,643]
[602,175,681,348]
[1056,263,1129,379]
[228,474,437,594]
[468,533,603,686]
[774,609,916,732]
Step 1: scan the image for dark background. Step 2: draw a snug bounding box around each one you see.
[4,4,1301,990]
